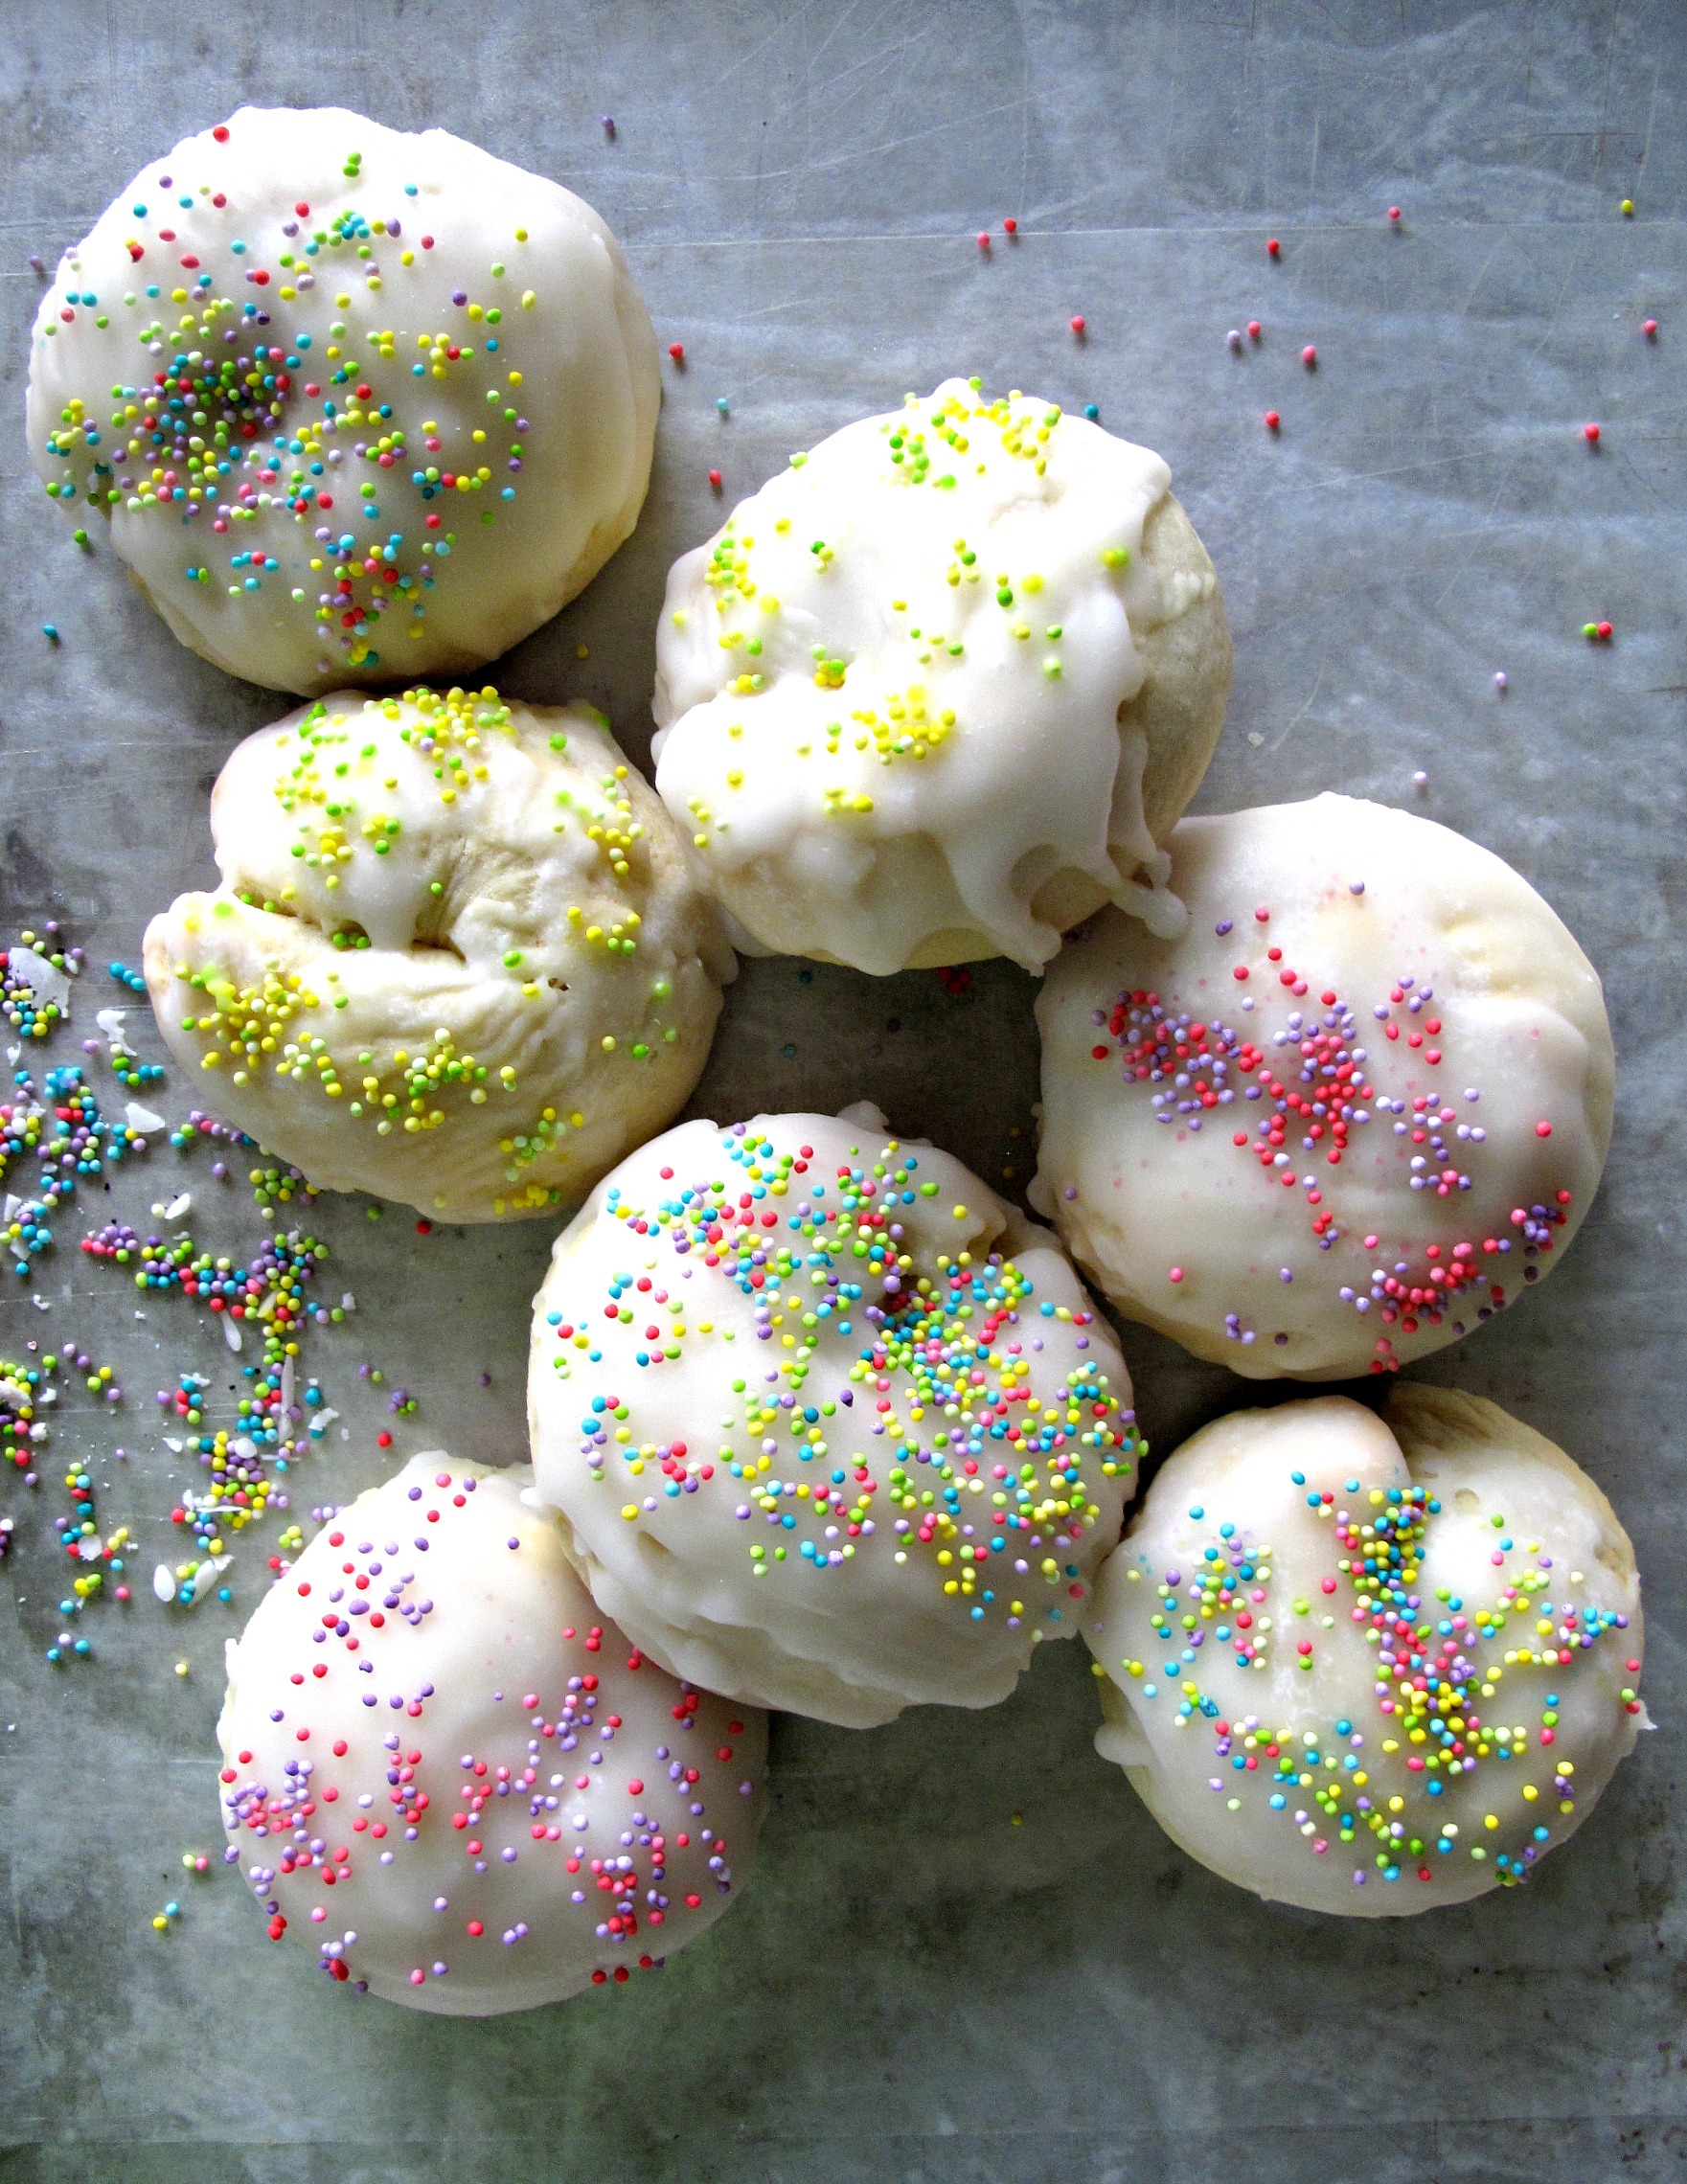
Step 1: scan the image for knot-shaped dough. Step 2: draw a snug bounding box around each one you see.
[29,106,658,692]
[1083,1389,1646,1915]
[652,378,1230,973]
[144,687,733,1221]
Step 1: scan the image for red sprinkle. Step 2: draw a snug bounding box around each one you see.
[1387,205,1402,223]
[708,469,723,490]
[1003,216,1017,235]
[377,1430,393,1447]
[212,125,230,143]
[1266,237,1281,257]
[1070,314,1086,334]
[1584,422,1601,444]
[668,342,685,364]
[1265,410,1281,430]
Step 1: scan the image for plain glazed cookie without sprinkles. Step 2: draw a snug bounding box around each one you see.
[651,377,1231,974]
[1033,794,1615,1379]
[527,1105,1140,1726]
[217,1455,768,2013]
[143,686,733,1222]
[1082,1388,1647,1915]
[28,106,659,693]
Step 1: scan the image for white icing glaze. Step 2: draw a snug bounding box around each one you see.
[29,106,658,694]
[527,1109,1139,1726]
[1083,1390,1646,1916]
[652,378,1201,973]
[1033,793,1615,1378]
[143,687,733,1221]
[217,1455,767,2013]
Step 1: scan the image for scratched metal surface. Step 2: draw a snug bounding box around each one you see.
[2,2,1685,2178]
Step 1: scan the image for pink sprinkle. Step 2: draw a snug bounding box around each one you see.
[1644,318,1657,338]
[1168,1267,1184,1284]
[1387,206,1402,223]
[1302,345,1317,367]
[1247,320,1262,341]
[1536,1121,1553,1139]
[1265,409,1280,430]
[977,232,990,250]
[708,469,723,490]
[1070,314,1086,335]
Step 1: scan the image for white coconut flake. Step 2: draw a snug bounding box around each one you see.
[9,946,71,1012]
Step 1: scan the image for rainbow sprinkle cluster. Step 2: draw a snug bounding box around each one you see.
[1115,1467,1640,1893]
[542,1124,1140,1625]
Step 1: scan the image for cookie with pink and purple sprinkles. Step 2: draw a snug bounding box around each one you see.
[1034,793,1614,1379]
[217,1454,767,2013]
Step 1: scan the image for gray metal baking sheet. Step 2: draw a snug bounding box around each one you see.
[2,3,1685,2178]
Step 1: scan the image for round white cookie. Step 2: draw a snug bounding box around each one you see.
[1033,794,1615,1378]
[651,377,1231,974]
[527,1106,1141,1726]
[29,106,658,693]
[143,686,732,1221]
[1083,1388,1647,1915]
[217,1454,767,2014]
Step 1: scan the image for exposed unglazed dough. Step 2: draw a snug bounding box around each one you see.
[217,1454,767,2013]
[1033,794,1614,1379]
[527,1106,1140,1725]
[1083,1388,1647,1915]
[651,378,1231,973]
[29,106,659,693]
[144,686,733,1222]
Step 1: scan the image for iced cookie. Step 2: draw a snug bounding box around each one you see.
[217,1454,767,2013]
[1034,794,1614,1378]
[1083,1388,1646,1914]
[528,1105,1140,1726]
[144,685,732,1220]
[651,378,1230,973]
[30,106,658,692]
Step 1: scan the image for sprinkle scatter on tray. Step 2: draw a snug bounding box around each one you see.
[0,919,360,1624]
[1110,1466,1641,1894]
[1086,912,1577,1372]
[0,1344,135,1659]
